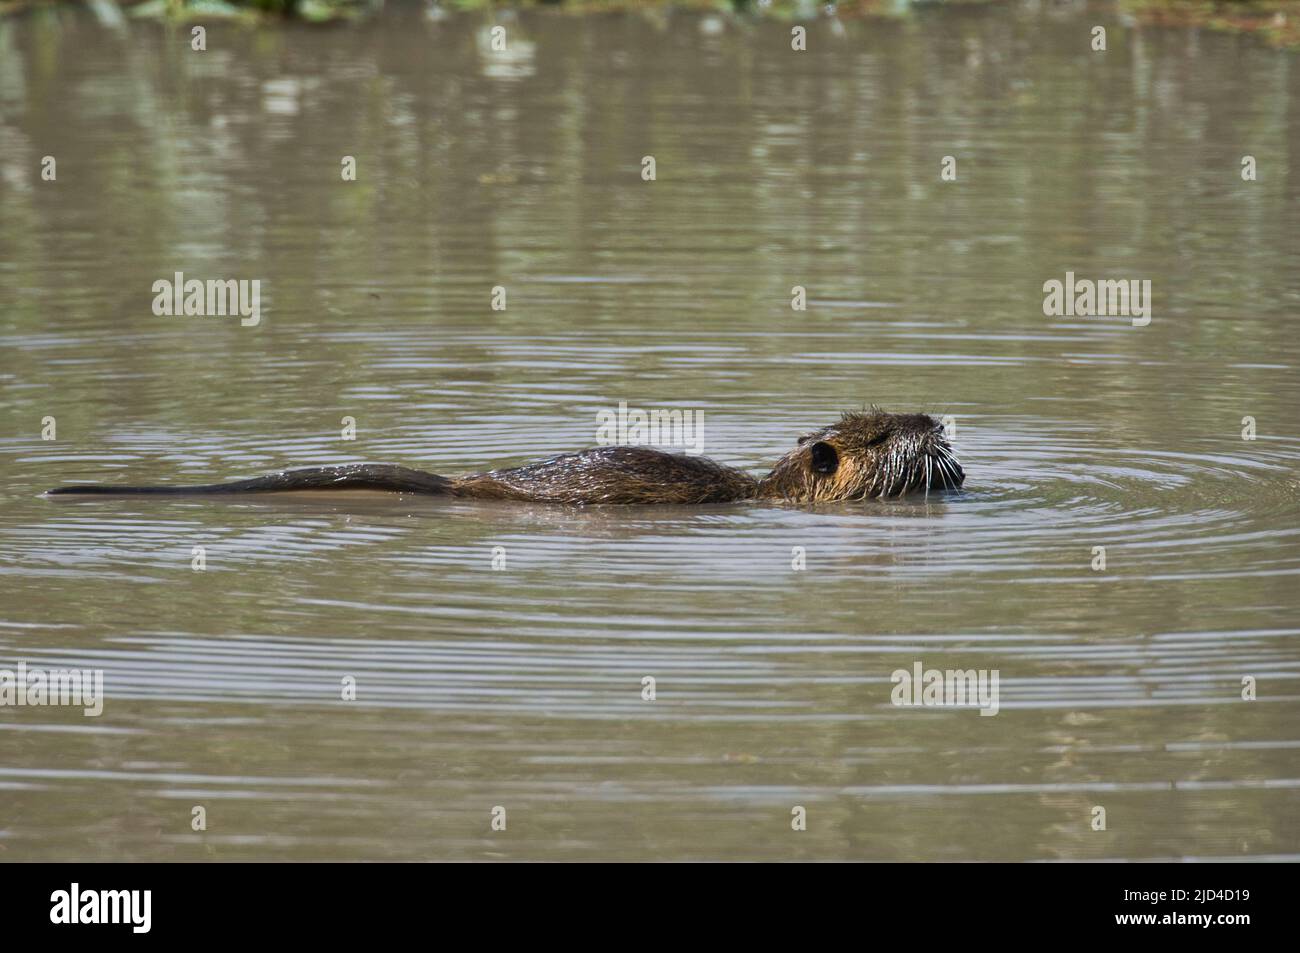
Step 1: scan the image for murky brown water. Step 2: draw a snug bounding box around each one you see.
[1,4,1299,860]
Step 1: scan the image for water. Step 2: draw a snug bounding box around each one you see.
[1,4,1298,860]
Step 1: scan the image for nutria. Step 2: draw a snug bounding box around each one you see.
[46,410,964,504]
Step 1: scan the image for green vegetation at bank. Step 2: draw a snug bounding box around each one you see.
[1122,0,1300,48]
[0,0,1052,16]
[0,0,380,22]
[1,0,1298,46]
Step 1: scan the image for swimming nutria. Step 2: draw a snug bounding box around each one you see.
[46,410,963,505]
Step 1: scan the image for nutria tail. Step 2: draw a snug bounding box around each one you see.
[46,464,454,496]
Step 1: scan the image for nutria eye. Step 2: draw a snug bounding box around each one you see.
[809,441,839,475]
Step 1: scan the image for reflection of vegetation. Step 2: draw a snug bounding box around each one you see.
[2,1,1296,433]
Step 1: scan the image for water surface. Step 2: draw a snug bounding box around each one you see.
[1,5,1298,860]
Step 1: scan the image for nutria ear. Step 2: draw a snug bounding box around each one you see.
[809,441,839,475]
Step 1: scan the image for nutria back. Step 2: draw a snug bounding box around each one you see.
[452,446,759,504]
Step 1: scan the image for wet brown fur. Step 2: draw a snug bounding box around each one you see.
[47,410,964,504]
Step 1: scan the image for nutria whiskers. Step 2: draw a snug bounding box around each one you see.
[46,410,964,504]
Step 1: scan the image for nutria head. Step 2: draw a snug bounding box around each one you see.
[757,410,964,503]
